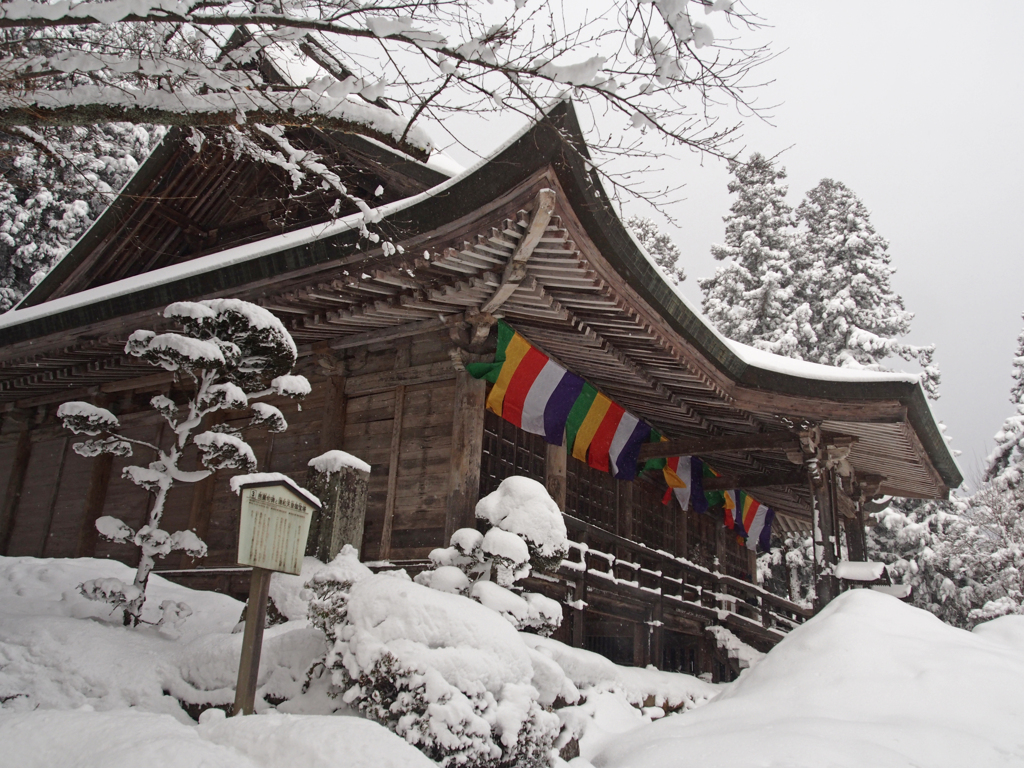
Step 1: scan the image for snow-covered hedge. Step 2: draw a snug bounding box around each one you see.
[309,560,562,768]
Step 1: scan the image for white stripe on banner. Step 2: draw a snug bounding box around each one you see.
[520,359,566,435]
[672,485,691,513]
[608,411,640,477]
[746,504,770,551]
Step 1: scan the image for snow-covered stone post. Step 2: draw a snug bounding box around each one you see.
[304,450,370,560]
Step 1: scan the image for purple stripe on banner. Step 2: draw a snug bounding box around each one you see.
[521,360,567,436]
[756,508,776,552]
[691,457,707,514]
[610,416,651,481]
[543,370,585,445]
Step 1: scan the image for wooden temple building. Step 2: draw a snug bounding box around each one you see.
[0,102,960,680]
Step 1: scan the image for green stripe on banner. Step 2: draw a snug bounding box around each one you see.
[703,461,724,508]
[641,429,667,473]
[564,382,598,454]
[465,321,516,383]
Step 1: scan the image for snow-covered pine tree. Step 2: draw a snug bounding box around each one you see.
[0,124,162,311]
[793,178,940,398]
[58,299,310,627]
[698,153,810,355]
[867,493,1024,628]
[984,316,1024,488]
[625,215,686,285]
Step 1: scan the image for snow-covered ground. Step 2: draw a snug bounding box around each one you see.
[2,555,1023,767]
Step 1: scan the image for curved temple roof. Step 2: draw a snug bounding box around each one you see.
[0,102,960,527]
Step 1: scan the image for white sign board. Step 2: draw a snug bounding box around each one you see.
[237,483,317,575]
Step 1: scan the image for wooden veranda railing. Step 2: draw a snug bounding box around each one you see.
[559,515,812,640]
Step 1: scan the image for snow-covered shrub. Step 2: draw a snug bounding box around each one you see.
[312,569,562,768]
[58,299,309,627]
[475,477,569,573]
[418,477,568,636]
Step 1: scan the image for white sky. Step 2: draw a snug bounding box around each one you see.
[437,1,1024,489]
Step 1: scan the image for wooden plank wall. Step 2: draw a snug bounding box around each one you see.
[345,331,458,562]
[0,328,459,573]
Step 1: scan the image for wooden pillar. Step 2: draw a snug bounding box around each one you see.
[0,424,32,556]
[811,466,840,611]
[714,514,726,573]
[633,619,647,667]
[846,504,868,562]
[676,506,689,560]
[305,461,369,560]
[616,480,633,540]
[651,599,665,670]
[445,372,486,542]
[379,385,406,560]
[319,376,348,454]
[232,566,272,716]
[545,439,567,511]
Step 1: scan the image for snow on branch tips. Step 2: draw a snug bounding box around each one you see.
[58,299,309,628]
[0,0,770,212]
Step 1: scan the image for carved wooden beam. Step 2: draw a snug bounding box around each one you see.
[480,188,556,314]
[638,431,802,461]
[639,430,858,462]
[701,469,808,492]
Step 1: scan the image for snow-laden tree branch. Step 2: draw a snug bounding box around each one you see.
[58,298,310,627]
[0,0,770,159]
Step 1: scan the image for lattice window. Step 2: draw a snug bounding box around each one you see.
[565,456,617,530]
[720,532,753,580]
[480,409,547,498]
[632,477,672,551]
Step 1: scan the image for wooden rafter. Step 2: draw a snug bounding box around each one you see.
[480,188,556,314]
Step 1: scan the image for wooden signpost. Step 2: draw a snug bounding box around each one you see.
[232,479,321,716]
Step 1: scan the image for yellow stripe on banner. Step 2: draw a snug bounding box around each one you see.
[486,332,533,415]
[571,392,612,463]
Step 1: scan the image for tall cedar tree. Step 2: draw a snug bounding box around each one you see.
[794,179,940,398]
[699,153,808,354]
[0,124,162,311]
[625,215,686,285]
[984,315,1024,488]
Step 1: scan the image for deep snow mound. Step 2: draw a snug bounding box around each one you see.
[593,590,1024,768]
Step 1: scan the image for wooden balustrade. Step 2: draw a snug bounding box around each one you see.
[560,515,812,634]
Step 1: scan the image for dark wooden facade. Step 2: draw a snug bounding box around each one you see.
[0,103,960,675]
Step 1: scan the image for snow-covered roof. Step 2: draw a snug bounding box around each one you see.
[0,101,961,517]
[724,339,921,386]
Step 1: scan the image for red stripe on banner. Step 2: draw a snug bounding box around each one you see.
[587,402,625,472]
[501,347,549,428]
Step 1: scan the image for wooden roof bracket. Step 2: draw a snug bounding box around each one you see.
[479,187,558,317]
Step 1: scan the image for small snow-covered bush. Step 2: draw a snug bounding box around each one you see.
[476,477,569,573]
[419,477,568,637]
[311,566,562,768]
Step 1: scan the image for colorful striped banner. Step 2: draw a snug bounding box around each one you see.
[662,455,692,511]
[566,387,650,480]
[466,322,584,445]
[662,460,776,553]
[735,492,775,552]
